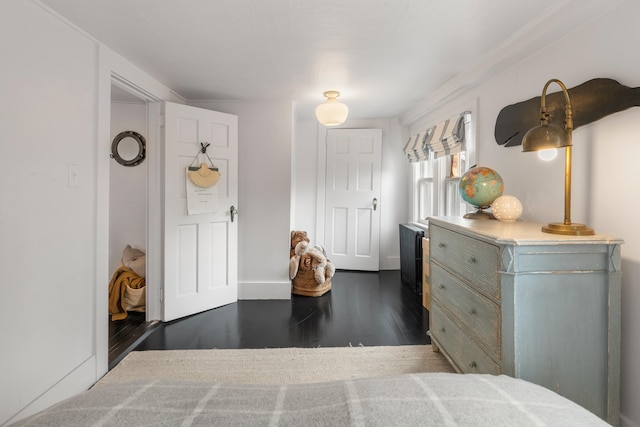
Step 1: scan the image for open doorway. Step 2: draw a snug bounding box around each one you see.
[107,83,158,368]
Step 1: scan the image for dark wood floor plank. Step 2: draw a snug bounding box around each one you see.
[130,270,429,353]
[108,311,159,369]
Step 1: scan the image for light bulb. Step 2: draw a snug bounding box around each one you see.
[537,149,558,161]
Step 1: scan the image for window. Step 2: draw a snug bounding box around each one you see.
[443,152,469,217]
[412,161,433,223]
[407,111,474,225]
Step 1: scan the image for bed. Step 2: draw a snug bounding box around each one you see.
[12,372,609,426]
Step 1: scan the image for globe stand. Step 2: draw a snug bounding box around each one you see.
[463,206,496,220]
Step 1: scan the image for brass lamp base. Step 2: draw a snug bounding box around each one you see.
[542,222,595,236]
[463,207,496,220]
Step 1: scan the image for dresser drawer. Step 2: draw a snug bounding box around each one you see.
[429,225,501,300]
[426,216,622,424]
[430,301,501,375]
[431,263,501,359]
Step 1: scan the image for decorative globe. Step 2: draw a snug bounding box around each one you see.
[492,195,523,222]
[459,166,504,209]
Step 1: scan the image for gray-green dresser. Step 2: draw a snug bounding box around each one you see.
[427,216,622,425]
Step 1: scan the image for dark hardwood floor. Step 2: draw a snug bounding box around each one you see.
[109,312,159,369]
[110,270,429,368]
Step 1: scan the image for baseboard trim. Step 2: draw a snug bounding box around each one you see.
[238,280,291,300]
[5,355,96,426]
[381,256,400,270]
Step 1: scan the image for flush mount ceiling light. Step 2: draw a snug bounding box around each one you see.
[315,90,349,126]
[522,78,594,236]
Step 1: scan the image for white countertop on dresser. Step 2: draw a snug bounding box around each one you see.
[428,216,624,246]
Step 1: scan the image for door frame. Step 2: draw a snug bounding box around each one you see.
[96,71,165,377]
[315,126,329,248]
[96,43,188,379]
[110,74,163,321]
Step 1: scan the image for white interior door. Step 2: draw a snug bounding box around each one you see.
[162,102,238,321]
[325,128,382,271]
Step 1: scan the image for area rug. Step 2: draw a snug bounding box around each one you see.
[98,345,455,385]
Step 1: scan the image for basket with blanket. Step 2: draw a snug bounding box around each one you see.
[289,231,335,297]
[108,245,146,321]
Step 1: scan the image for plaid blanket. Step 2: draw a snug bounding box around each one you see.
[12,373,609,426]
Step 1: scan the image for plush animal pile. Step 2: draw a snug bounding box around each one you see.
[289,231,335,296]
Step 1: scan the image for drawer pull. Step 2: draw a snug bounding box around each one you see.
[439,284,445,290]
[438,242,446,248]
[468,256,477,263]
[469,308,476,315]
[469,361,477,369]
[441,327,446,333]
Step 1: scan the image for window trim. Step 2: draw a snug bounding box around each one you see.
[409,105,477,224]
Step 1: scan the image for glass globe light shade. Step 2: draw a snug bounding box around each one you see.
[315,91,349,126]
[492,195,523,222]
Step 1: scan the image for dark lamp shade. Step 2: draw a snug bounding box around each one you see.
[521,123,572,152]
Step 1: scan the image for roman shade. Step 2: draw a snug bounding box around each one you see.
[404,112,470,162]
[402,128,434,162]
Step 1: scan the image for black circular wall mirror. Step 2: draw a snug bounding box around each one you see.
[111,131,146,166]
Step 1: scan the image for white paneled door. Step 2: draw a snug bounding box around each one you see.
[162,102,238,321]
[325,129,382,271]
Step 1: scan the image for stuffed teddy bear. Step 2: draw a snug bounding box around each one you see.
[121,244,146,278]
[289,238,335,285]
[289,230,309,258]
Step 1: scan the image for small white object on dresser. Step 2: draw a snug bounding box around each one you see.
[427,216,622,425]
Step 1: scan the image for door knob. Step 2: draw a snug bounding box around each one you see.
[230,205,238,222]
[373,198,378,211]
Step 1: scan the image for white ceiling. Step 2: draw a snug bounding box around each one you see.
[41,0,614,122]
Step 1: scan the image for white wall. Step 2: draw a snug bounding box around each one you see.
[291,119,320,241]
[0,1,182,424]
[293,118,409,270]
[405,1,640,425]
[190,100,294,299]
[109,102,147,275]
[0,2,98,424]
